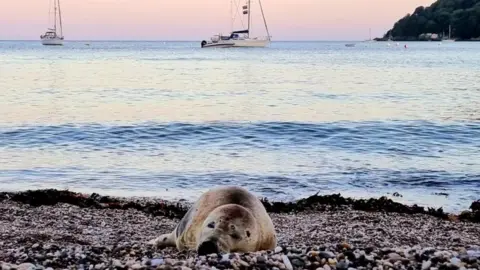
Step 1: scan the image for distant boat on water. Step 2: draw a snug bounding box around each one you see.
[200,0,271,48]
[442,25,455,42]
[40,0,64,46]
[363,28,375,43]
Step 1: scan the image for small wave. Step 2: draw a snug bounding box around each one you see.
[1,121,479,157]
[1,168,478,192]
[339,168,480,188]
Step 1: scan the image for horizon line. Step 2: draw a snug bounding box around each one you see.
[0,39,373,42]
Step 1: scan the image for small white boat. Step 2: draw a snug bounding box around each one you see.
[442,25,455,42]
[40,0,64,46]
[362,28,375,43]
[201,0,271,48]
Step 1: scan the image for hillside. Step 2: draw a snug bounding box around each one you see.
[378,0,480,41]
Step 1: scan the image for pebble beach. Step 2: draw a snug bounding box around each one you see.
[1,190,479,270]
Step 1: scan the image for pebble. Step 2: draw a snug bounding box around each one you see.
[131,263,142,269]
[468,250,480,258]
[112,259,124,268]
[282,255,293,270]
[388,252,402,262]
[17,263,35,270]
[422,260,432,270]
[451,257,462,266]
[257,255,266,263]
[337,260,349,269]
[238,259,249,267]
[151,258,164,266]
[320,251,336,259]
[1,263,12,270]
[328,258,337,265]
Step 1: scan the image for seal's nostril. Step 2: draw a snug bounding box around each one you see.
[197,240,219,255]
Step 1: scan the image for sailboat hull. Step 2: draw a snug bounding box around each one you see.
[232,39,269,47]
[201,38,269,48]
[41,38,63,46]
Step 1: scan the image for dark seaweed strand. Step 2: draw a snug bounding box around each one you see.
[261,194,480,223]
[0,189,189,219]
[0,189,478,223]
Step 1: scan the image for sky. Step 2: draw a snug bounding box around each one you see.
[0,0,435,41]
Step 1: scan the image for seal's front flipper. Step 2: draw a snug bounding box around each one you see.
[147,232,176,248]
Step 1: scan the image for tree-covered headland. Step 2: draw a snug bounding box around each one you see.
[375,0,480,41]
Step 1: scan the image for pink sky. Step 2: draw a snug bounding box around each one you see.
[0,0,434,41]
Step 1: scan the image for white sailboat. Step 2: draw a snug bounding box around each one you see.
[363,28,374,42]
[200,0,271,48]
[442,25,455,42]
[40,0,64,46]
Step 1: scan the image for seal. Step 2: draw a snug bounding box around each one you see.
[147,186,277,255]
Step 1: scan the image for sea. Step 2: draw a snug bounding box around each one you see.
[0,40,479,213]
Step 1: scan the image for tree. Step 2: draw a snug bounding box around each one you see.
[452,9,469,39]
[415,6,426,16]
[425,20,440,33]
[434,10,451,33]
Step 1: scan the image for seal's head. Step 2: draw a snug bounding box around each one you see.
[196,204,258,255]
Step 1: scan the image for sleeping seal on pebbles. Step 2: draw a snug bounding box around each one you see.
[148,186,277,255]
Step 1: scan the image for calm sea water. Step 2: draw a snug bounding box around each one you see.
[0,40,479,212]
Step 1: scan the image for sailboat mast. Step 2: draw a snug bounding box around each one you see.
[449,24,451,39]
[53,0,57,34]
[58,0,63,37]
[258,0,270,41]
[247,0,251,38]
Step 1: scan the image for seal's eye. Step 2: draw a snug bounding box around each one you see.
[207,222,215,228]
[231,233,240,240]
[246,231,251,237]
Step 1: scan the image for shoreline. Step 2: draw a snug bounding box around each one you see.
[1,188,480,269]
[1,188,479,223]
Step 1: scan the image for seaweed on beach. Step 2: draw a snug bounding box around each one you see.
[470,199,480,212]
[0,189,479,223]
[260,193,449,220]
[457,199,480,223]
[0,189,189,219]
